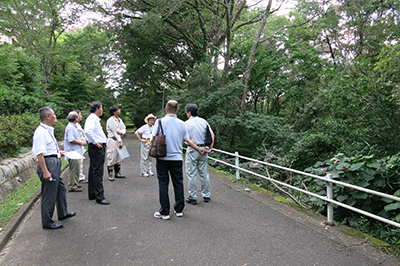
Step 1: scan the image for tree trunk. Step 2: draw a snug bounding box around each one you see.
[240,0,273,113]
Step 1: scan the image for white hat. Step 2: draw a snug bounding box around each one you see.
[144,114,157,123]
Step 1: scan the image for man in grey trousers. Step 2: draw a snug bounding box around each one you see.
[32,106,76,230]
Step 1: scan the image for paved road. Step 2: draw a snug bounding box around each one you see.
[0,133,398,266]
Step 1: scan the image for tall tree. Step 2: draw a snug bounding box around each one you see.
[0,0,86,86]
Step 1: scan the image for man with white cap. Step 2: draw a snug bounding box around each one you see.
[135,114,156,177]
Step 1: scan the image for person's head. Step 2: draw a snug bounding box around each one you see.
[39,106,57,125]
[109,105,121,116]
[185,103,198,117]
[67,111,79,123]
[144,114,157,126]
[74,109,82,122]
[166,100,179,114]
[90,101,103,117]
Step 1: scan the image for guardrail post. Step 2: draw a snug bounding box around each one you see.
[326,174,334,225]
[235,151,239,180]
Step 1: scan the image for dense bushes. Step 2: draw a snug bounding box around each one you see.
[0,113,67,159]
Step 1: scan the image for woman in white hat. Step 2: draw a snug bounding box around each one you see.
[134,114,156,177]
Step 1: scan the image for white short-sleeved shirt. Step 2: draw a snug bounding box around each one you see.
[136,124,153,139]
[32,123,59,156]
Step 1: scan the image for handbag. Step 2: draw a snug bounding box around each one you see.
[204,124,213,146]
[149,119,167,158]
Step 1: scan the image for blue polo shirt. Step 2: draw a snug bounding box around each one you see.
[64,122,82,160]
[152,114,188,161]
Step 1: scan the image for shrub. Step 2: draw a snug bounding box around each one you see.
[0,113,68,159]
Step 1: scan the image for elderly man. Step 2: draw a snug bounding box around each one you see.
[135,114,156,177]
[184,103,214,205]
[64,111,86,192]
[32,106,76,229]
[84,101,110,205]
[75,109,88,184]
[152,100,202,220]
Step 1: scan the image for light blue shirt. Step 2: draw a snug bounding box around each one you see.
[152,114,188,161]
[64,122,82,160]
[185,116,213,145]
[84,113,107,144]
[32,123,59,157]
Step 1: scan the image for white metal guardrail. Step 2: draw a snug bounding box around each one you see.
[207,148,400,228]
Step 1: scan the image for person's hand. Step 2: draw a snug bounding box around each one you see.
[95,143,103,149]
[203,148,212,153]
[119,142,123,149]
[43,170,53,181]
[81,141,87,146]
[198,148,206,155]
[60,151,66,157]
[117,130,122,135]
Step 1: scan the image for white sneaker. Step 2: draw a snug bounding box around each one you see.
[141,173,149,177]
[148,171,154,176]
[154,212,170,220]
[174,211,183,217]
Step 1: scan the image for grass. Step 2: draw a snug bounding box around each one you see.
[0,176,41,229]
[0,158,68,230]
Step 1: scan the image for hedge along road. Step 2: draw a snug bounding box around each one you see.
[0,132,398,266]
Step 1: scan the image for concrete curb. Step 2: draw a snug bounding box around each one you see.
[0,163,69,252]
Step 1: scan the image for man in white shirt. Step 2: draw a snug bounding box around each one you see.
[32,106,76,229]
[84,101,110,205]
[134,114,156,177]
[184,103,214,205]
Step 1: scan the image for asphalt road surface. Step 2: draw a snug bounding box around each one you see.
[0,133,398,266]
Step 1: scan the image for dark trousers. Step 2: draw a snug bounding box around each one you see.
[156,159,185,215]
[37,157,68,226]
[88,143,106,201]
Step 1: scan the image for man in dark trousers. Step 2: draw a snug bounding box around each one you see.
[32,106,76,229]
[84,101,110,205]
[152,100,201,220]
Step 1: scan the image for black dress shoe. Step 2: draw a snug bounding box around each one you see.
[43,223,64,230]
[96,199,110,205]
[185,198,197,205]
[204,197,210,203]
[59,212,76,220]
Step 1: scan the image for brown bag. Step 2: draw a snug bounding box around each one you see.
[149,118,167,158]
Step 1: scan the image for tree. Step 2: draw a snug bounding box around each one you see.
[0,0,87,86]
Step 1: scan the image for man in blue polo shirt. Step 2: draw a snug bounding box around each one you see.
[64,111,86,192]
[152,100,202,220]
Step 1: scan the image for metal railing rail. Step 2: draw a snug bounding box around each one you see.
[208,148,400,228]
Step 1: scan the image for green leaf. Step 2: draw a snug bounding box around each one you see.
[366,162,381,169]
[384,202,400,212]
[350,162,365,171]
[395,213,400,223]
[351,192,368,199]
[372,178,386,187]
[355,181,369,188]
[336,162,350,171]
[345,198,357,206]
[336,195,348,202]
[381,198,393,203]
[360,171,374,181]
[394,189,400,197]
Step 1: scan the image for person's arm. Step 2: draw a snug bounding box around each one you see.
[135,130,146,143]
[37,154,52,181]
[204,131,214,152]
[70,139,86,146]
[185,137,206,155]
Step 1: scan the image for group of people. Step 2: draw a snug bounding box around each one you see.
[32,99,214,229]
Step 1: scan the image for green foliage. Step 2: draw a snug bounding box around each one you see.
[0,113,67,159]
[304,153,400,229]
